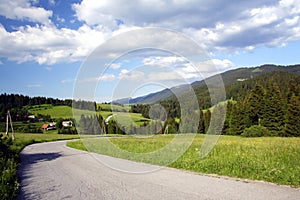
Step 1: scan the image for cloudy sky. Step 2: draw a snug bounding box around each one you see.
[0,0,300,102]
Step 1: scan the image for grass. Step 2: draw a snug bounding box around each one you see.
[67,134,300,187]
[27,104,139,122]
[113,112,150,126]
[28,104,96,119]
[98,103,130,112]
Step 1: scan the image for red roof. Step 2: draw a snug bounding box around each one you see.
[41,124,49,129]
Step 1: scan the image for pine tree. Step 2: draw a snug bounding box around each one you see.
[198,110,205,134]
[228,101,245,135]
[222,101,234,135]
[209,103,226,135]
[261,82,285,135]
[284,94,300,136]
[203,110,211,134]
[245,84,265,126]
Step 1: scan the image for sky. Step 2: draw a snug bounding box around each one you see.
[0,0,300,102]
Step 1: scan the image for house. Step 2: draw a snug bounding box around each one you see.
[28,115,38,122]
[41,122,56,130]
[62,121,73,127]
[41,124,49,130]
[28,115,36,119]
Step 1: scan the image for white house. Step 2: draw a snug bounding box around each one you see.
[62,121,73,127]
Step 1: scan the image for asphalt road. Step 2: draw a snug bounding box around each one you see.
[18,141,300,200]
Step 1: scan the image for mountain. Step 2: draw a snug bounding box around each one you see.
[113,64,300,105]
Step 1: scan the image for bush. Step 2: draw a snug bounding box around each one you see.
[0,135,19,200]
[58,127,77,134]
[241,125,270,137]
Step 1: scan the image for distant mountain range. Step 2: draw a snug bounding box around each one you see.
[112,64,300,105]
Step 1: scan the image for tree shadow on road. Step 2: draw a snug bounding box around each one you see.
[18,152,62,200]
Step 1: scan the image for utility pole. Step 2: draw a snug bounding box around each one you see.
[5,110,14,140]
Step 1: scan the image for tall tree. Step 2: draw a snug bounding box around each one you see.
[244,84,265,126]
[198,110,205,134]
[261,82,285,135]
[203,110,211,134]
[284,94,300,136]
[229,101,246,135]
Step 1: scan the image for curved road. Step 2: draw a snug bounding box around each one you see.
[18,141,300,200]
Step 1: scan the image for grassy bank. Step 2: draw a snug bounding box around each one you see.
[0,132,79,200]
[67,135,300,187]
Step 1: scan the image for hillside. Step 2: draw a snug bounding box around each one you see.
[113,64,300,105]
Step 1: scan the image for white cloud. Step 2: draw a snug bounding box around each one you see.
[143,56,186,67]
[72,0,300,54]
[0,0,52,25]
[110,63,121,69]
[48,0,55,6]
[78,74,116,83]
[192,59,235,78]
[27,83,42,88]
[61,78,76,84]
[0,24,108,64]
[118,69,144,81]
[1,0,300,66]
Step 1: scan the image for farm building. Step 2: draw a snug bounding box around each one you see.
[41,122,56,130]
[62,121,73,127]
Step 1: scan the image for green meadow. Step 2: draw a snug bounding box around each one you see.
[28,104,95,119]
[67,135,300,187]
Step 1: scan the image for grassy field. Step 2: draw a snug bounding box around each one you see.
[113,112,150,126]
[67,134,300,187]
[28,104,150,130]
[27,104,143,123]
[28,104,96,119]
[98,103,130,112]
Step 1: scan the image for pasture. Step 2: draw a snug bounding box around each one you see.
[67,134,300,186]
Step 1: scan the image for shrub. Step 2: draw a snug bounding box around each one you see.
[0,135,19,200]
[58,127,78,134]
[241,125,270,137]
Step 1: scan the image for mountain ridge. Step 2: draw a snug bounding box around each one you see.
[112,64,300,105]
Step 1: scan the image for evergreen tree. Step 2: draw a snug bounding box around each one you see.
[222,101,233,135]
[203,110,211,133]
[198,110,205,134]
[229,101,245,135]
[209,104,226,135]
[261,82,285,135]
[284,94,300,136]
[244,84,265,126]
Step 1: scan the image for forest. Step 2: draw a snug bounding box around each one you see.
[122,71,300,137]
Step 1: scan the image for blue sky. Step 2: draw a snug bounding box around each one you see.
[0,0,300,102]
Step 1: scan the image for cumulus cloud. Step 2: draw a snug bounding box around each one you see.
[0,0,300,66]
[193,59,235,78]
[0,24,108,64]
[0,0,52,25]
[71,0,300,56]
[118,69,144,81]
[143,56,186,67]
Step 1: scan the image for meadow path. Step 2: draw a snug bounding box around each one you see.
[18,140,300,200]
